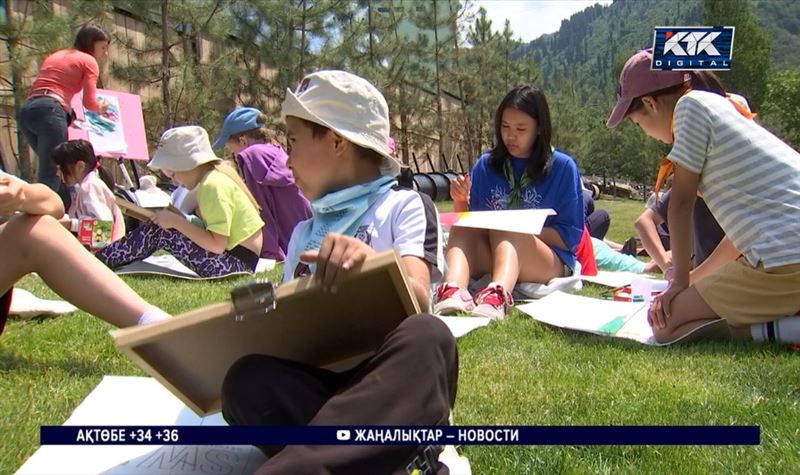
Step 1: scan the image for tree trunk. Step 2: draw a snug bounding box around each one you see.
[451,8,473,172]
[367,1,374,67]
[399,85,410,167]
[161,0,173,130]
[432,0,444,170]
[298,0,307,80]
[5,0,33,179]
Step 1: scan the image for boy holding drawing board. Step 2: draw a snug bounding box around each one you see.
[221,70,457,474]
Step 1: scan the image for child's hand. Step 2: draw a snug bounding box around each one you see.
[450,174,470,203]
[150,209,183,230]
[0,175,25,215]
[647,280,686,329]
[299,233,376,291]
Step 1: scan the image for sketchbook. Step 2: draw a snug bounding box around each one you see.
[115,197,155,221]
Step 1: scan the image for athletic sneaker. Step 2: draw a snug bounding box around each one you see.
[472,283,513,320]
[433,283,474,315]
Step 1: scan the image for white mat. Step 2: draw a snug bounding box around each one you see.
[517,291,727,346]
[17,376,470,474]
[9,288,77,318]
[115,255,276,280]
[469,262,583,301]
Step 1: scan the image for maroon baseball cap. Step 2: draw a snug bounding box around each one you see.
[606,48,691,128]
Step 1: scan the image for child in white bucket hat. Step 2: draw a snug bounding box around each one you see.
[221,70,457,474]
[96,126,264,277]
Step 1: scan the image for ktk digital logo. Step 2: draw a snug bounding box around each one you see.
[651,26,735,71]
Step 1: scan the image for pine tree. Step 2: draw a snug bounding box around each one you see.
[703,0,772,109]
[1,0,112,177]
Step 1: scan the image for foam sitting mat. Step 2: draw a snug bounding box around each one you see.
[115,255,276,280]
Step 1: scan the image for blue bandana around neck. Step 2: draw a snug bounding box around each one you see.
[286,175,396,276]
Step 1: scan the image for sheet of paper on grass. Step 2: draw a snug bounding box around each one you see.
[18,375,471,475]
[115,255,275,280]
[517,291,724,346]
[439,209,556,235]
[16,376,266,475]
[581,271,667,289]
[9,288,77,318]
[435,316,490,338]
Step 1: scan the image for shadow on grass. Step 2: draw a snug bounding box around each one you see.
[0,351,103,377]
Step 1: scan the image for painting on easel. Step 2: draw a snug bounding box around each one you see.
[68,89,148,162]
[83,93,128,155]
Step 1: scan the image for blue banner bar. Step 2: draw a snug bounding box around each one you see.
[40,426,760,446]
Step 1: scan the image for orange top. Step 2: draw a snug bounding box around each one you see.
[28,49,102,112]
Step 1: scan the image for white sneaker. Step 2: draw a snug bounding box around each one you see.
[471,283,513,320]
[433,283,474,315]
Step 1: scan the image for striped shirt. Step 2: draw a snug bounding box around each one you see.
[668,90,800,269]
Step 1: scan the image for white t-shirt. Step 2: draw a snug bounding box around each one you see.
[668,90,800,269]
[283,186,443,283]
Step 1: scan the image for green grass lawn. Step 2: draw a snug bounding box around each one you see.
[2,199,799,473]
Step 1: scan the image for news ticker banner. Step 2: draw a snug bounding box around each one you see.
[41,426,760,446]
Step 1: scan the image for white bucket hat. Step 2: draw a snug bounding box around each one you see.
[281,70,400,177]
[148,126,221,172]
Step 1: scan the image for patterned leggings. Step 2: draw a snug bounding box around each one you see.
[96,224,253,278]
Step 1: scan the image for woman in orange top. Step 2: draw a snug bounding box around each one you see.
[17,24,110,206]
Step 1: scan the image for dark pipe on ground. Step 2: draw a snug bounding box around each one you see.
[428,172,452,201]
[413,173,437,201]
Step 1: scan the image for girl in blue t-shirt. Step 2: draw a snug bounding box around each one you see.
[434,85,584,320]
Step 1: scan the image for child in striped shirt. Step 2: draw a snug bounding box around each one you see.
[608,49,800,344]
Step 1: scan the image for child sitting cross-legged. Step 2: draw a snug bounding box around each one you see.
[221,70,457,474]
[434,85,585,320]
[96,126,264,278]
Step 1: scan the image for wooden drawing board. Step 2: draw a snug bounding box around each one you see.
[115,197,154,221]
[112,250,419,415]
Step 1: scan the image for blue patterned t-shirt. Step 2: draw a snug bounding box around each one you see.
[468,150,584,270]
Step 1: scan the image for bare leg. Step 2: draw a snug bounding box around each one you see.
[604,238,623,252]
[443,227,493,287]
[652,286,720,343]
[0,214,148,327]
[488,231,564,290]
